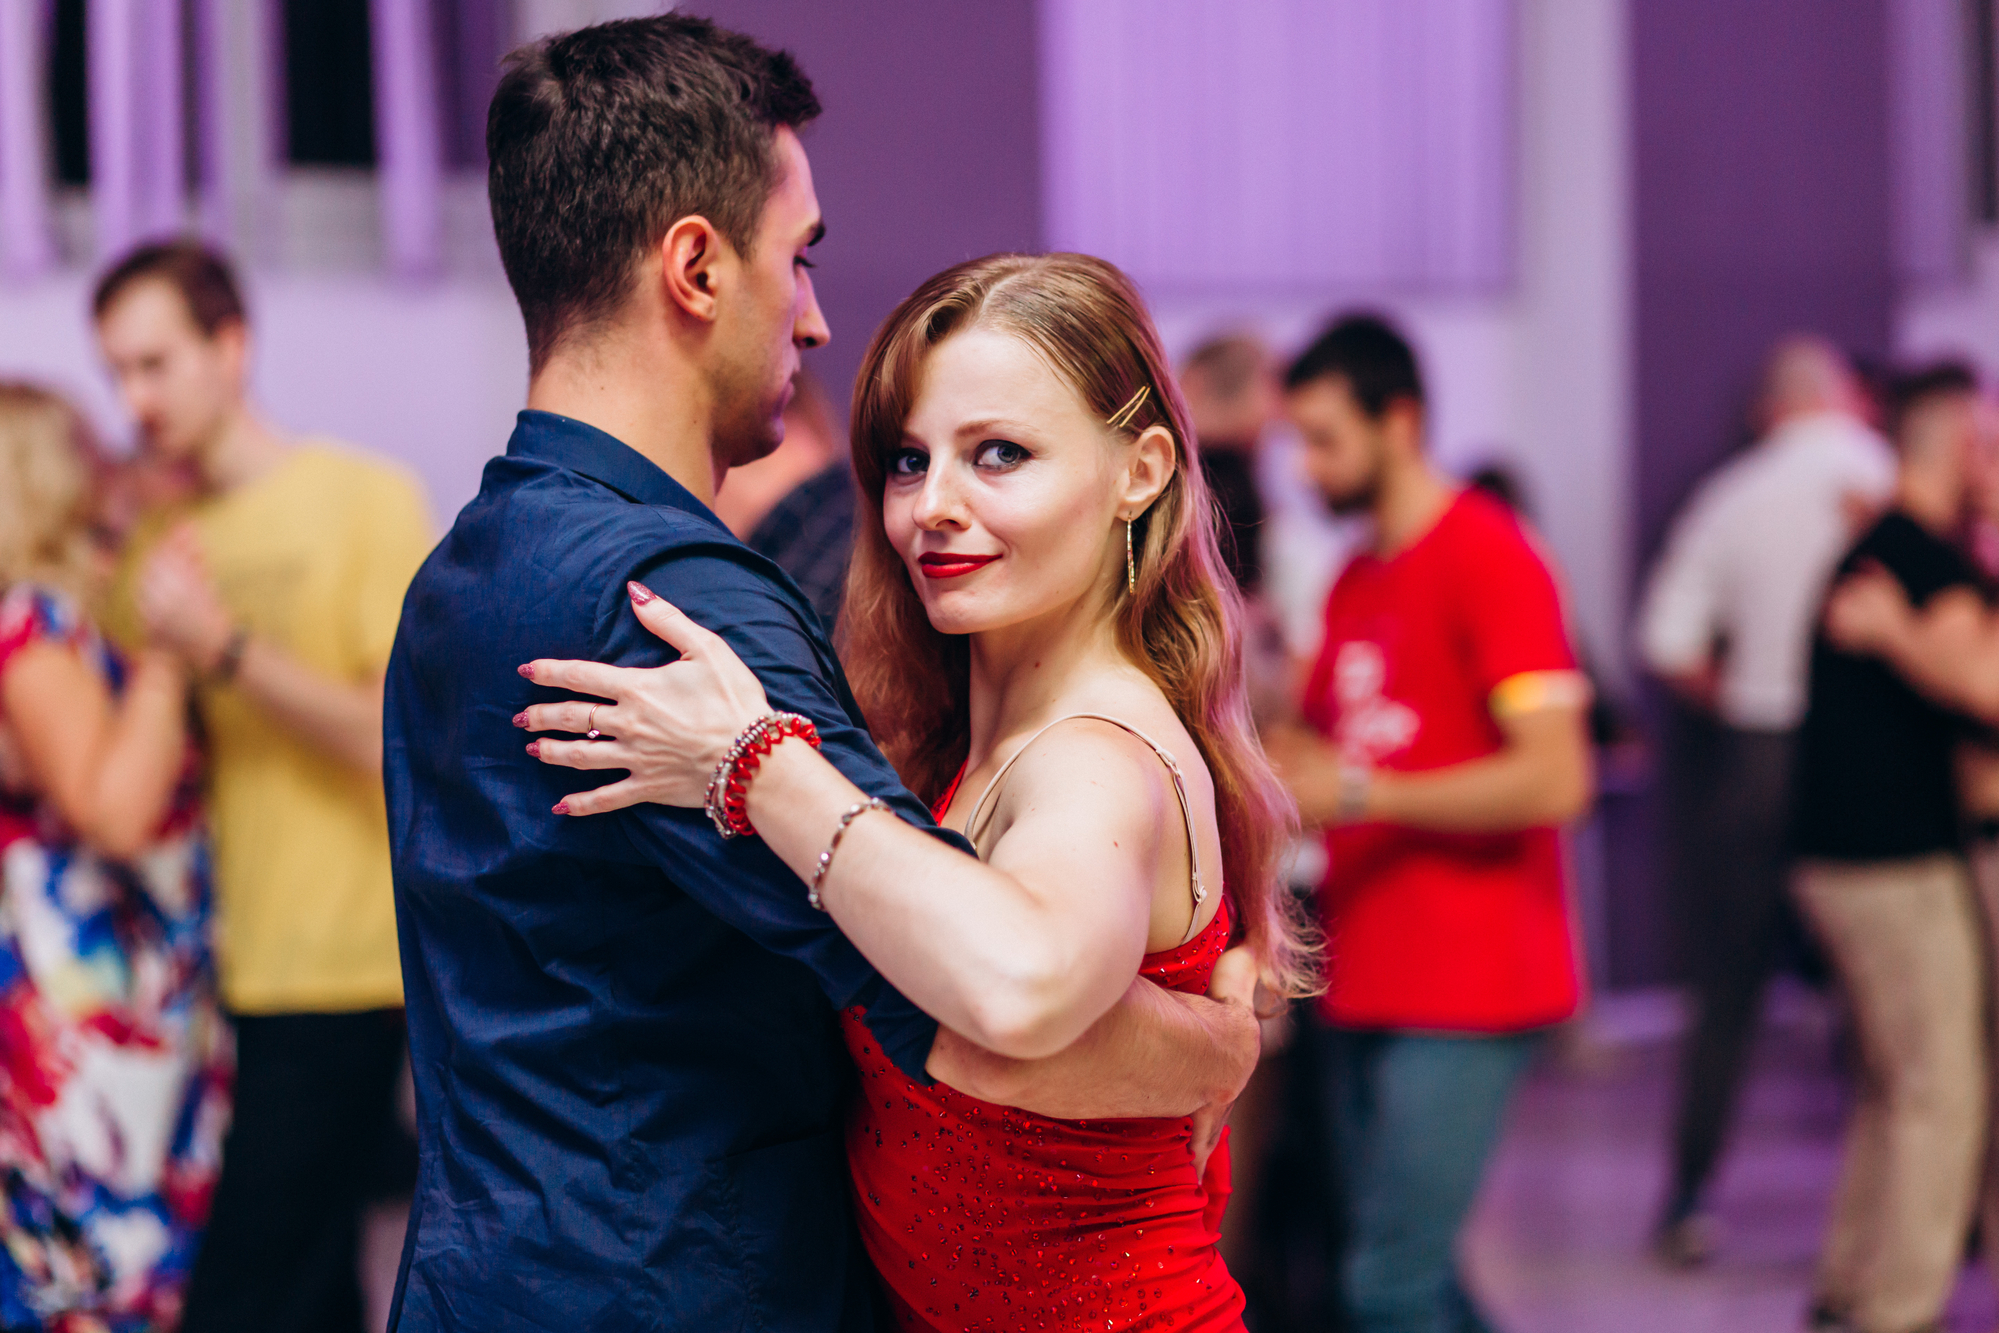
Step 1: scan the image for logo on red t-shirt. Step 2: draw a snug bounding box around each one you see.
[1330,640,1419,764]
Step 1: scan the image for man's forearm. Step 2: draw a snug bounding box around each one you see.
[925,976,1258,1120]
[1366,746,1591,833]
[1880,619,1999,723]
[233,642,384,775]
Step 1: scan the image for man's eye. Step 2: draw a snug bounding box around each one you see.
[888,449,927,476]
[795,255,816,270]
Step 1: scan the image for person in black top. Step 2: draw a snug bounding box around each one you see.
[748,459,854,632]
[1789,363,1986,1333]
[1180,333,1276,596]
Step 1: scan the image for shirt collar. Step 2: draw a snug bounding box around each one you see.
[506,410,728,532]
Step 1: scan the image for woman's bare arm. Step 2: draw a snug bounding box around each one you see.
[2,641,187,859]
[522,590,1188,1061]
[710,717,1166,1060]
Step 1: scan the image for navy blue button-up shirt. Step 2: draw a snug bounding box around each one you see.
[383,411,957,1332]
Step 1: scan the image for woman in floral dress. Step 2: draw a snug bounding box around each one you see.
[0,384,229,1331]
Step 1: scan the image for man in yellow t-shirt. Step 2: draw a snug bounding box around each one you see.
[94,241,433,1330]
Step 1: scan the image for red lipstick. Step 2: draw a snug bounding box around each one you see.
[918,552,1000,580]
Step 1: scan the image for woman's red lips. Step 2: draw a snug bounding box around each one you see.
[918,552,1001,580]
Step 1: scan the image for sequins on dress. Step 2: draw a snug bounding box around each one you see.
[842,905,1240,1332]
[842,732,1247,1333]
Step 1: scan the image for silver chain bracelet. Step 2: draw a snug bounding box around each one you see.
[808,798,889,911]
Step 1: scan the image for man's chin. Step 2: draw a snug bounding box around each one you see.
[1323,490,1375,517]
[716,418,786,472]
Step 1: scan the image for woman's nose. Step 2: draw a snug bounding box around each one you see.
[911,469,966,530]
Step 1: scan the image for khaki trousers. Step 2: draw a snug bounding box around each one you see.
[1963,839,1999,1297]
[1793,854,1985,1333]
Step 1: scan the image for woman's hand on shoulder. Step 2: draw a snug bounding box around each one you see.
[517,582,772,816]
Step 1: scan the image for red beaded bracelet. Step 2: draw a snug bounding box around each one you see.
[704,712,821,838]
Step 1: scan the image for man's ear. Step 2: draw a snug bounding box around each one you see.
[1382,397,1425,458]
[212,319,250,383]
[661,215,728,323]
[1120,424,1177,518]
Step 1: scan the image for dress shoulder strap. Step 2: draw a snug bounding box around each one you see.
[962,713,1210,945]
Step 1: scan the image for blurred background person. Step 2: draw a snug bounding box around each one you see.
[1178,329,1306,1305]
[1795,363,1988,1333]
[1635,335,1892,1265]
[92,241,433,1333]
[740,371,856,633]
[1829,381,1999,1312]
[0,383,230,1329]
[1180,332,1277,597]
[1266,313,1592,1332]
[1468,461,1638,758]
[711,369,852,632]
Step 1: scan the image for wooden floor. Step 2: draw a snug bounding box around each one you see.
[1465,986,1998,1333]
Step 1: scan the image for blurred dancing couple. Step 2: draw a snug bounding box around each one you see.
[382,13,1314,1333]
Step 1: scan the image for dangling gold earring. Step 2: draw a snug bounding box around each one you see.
[1125,518,1136,594]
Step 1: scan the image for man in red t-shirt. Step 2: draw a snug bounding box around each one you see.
[1268,314,1592,1332]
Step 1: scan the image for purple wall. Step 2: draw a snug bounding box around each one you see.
[1616,0,1894,986]
[694,0,1043,417]
[1633,0,1893,561]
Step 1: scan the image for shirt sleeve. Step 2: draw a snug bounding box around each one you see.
[1637,484,1727,676]
[1457,514,1579,699]
[346,463,435,678]
[597,533,957,1083]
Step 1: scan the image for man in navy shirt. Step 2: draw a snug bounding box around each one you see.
[383,17,1255,1331]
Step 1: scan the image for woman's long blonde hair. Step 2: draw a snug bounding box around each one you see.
[840,253,1319,998]
[0,384,100,602]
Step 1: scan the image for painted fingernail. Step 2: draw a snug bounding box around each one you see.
[517,663,534,679]
[552,801,569,815]
[512,712,528,727]
[526,741,541,757]
[628,581,655,605]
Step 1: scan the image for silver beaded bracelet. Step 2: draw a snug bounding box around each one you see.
[703,712,813,838]
[808,798,889,911]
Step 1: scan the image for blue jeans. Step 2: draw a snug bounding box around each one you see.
[1316,1025,1543,1333]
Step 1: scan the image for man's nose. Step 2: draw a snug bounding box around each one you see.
[795,273,830,350]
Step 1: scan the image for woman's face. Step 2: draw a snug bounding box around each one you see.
[882,327,1140,639]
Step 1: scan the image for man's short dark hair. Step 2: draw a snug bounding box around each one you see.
[1283,313,1425,419]
[1888,360,1978,442]
[92,240,246,336]
[488,14,821,373]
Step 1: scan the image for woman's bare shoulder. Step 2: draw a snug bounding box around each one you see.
[992,680,1210,823]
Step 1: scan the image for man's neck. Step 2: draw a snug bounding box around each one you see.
[1762,405,1853,442]
[527,336,721,506]
[1371,455,1457,557]
[197,407,287,495]
[1896,471,1960,537]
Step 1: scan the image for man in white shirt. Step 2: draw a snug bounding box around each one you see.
[1638,335,1893,1264]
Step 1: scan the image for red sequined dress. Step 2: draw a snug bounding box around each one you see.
[840,714,1248,1332]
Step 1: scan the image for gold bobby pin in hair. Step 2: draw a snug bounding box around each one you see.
[1106,384,1152,431]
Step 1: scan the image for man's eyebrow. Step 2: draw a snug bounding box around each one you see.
[806,220,826,248]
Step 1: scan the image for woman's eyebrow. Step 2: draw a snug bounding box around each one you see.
[956,417,1032,436]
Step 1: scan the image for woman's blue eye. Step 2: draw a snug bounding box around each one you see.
[888,449,928,476]
[977,440,1030,468]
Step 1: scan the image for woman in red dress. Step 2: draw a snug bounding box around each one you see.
[522,254,1317,1331]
